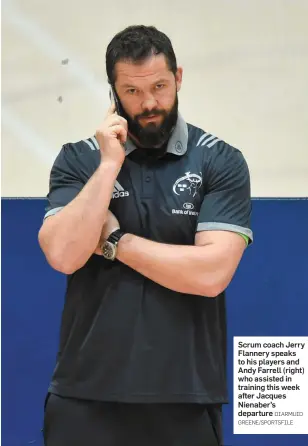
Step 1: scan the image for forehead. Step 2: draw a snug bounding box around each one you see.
[114,54,173,86]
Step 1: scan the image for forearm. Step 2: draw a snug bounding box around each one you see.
[117,234,227,297]
[39,160,121,274]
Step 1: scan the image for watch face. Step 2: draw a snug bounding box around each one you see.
[102,241,116,260]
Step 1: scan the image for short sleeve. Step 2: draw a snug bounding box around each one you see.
[44,144,85,219]
[196,142,253,244]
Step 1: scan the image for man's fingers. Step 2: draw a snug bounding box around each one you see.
[106,102,116,117]
[118,116,128,131]
[111,125,127,144]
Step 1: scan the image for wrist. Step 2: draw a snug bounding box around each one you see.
[99,158,123,175]
[101,229,127,261]
[105,227,121,241]
[116,233,133,259]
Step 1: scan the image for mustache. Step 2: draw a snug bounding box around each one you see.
[135,109,167,119]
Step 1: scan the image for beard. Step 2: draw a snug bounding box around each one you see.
[120,94,179,148]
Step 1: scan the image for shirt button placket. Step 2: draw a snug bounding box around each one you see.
[142,167,154,197]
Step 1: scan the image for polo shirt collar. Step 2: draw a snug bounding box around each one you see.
[124,112,188,157]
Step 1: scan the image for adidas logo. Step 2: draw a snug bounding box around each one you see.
[112,180,129,199]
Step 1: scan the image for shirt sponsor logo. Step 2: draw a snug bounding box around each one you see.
[172,203,199,216]
[183,202,194,210]
[112,181,129,199]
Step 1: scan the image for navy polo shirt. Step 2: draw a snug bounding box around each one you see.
[44,113,253,404]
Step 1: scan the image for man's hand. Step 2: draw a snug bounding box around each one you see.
[94,211,120,255]
[95,103,128,167]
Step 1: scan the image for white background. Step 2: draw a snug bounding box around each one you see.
[2,0,308,197]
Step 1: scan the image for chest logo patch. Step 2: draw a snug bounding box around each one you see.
[171,172,202,216]
[112,180,129,199]
[173,172,202,198]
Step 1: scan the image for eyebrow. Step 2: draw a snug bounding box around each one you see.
[121,79,169,89]
[121,84,137,89]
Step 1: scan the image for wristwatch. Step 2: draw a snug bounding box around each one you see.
[101,229,125,261]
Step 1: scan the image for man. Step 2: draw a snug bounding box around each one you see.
[39,25,253,446]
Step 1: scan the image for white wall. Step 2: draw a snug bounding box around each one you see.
[2,0,308,197]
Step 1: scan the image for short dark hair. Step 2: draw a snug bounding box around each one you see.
[106,25,177,85]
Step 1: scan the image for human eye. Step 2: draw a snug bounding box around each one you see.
[156,83,165,90]
[126,88,137,95]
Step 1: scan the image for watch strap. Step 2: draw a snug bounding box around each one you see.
[107,229,125,246]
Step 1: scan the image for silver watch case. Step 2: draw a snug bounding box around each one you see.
[101,240,117,261]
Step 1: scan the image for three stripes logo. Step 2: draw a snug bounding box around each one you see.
[112,180,129,199]
[196,133,221,148]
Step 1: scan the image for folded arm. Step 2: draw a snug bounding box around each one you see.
[116,230,247,297]
[100,142,252,297]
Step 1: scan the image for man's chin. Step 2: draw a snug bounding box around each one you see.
[127,104,178,148]
[128,130,167,149]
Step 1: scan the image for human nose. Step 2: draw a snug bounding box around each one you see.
[141,93,158,111]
